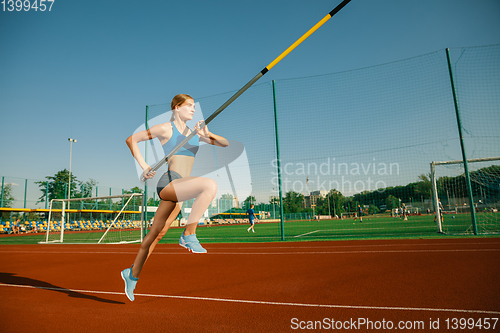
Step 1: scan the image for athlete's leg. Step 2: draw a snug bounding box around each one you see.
[146,202,182,259]
[159,176,217,236]
[131,199,177,278]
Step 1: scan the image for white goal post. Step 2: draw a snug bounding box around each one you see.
[39,193,144,244]
[431,156,500,234]
[340,212,357,219]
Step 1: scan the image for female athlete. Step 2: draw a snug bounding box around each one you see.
[121,94,228,301]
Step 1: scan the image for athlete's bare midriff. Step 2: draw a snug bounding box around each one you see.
[167,155,194,178]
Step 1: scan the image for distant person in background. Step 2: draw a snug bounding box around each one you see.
[354,205,363,223]
[247,204,257,233]
[435,199,444,223]
[11,223,20,234]
[402,203,408,221]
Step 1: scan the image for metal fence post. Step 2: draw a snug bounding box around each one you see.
[272,80,285,241]
[445,48,478,235]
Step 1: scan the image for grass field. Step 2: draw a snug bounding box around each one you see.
[1,213,498,245]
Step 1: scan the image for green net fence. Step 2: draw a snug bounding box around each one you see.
[2,45,499,243]
[144,45,499,243]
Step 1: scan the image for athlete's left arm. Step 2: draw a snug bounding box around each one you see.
[195,121,229,147]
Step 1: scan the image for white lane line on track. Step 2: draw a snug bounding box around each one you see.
[183,241,500,249]
[1,241,498,251]
[295,228,386,237]
[173,241,500,251]
[0,248,499,255]
[1,282,499,315]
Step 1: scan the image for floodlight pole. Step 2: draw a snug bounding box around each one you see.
[68,138,77,210]
[328,192,331,217]
[144,105,149,236]
[0,176,4,208]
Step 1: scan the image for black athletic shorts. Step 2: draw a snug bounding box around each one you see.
[156,170,182,199]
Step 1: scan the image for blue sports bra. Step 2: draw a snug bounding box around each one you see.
[162,122,199,157]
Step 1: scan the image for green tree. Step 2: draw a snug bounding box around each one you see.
[330,189,345,217]
[269,195,280,205]
[415,173,432,200]
[221,194,233,200]
[124,186,144,209]
[243,195,256,209]
[385,194,399,210]
[147,197,156,206]
[268,195,281,217]
[368,204,380,214]
[283,191,304,214]
[79,179,98,198]
[1,183,15,208]
[1,183,16,220]
[315,196,327,215]
[36,169,79,203]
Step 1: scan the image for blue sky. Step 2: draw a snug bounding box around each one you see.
[1,0,499,202]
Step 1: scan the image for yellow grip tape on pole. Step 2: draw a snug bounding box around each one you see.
[266,13,332,71]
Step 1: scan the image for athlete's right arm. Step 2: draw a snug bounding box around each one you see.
[126,124,171,178]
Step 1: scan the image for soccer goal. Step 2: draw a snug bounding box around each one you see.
[39,193,144,244]
[340,212,357,219]
[431,157,500,235]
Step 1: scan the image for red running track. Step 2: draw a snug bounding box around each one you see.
[1,238,499,332]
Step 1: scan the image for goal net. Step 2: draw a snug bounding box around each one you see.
[340,212,357,219]
[39,193,144,244]
[431,157,500,235]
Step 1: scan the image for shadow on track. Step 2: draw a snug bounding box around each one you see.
[0,272,125,304]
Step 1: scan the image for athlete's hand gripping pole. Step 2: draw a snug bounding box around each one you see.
[141,0,352,182]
